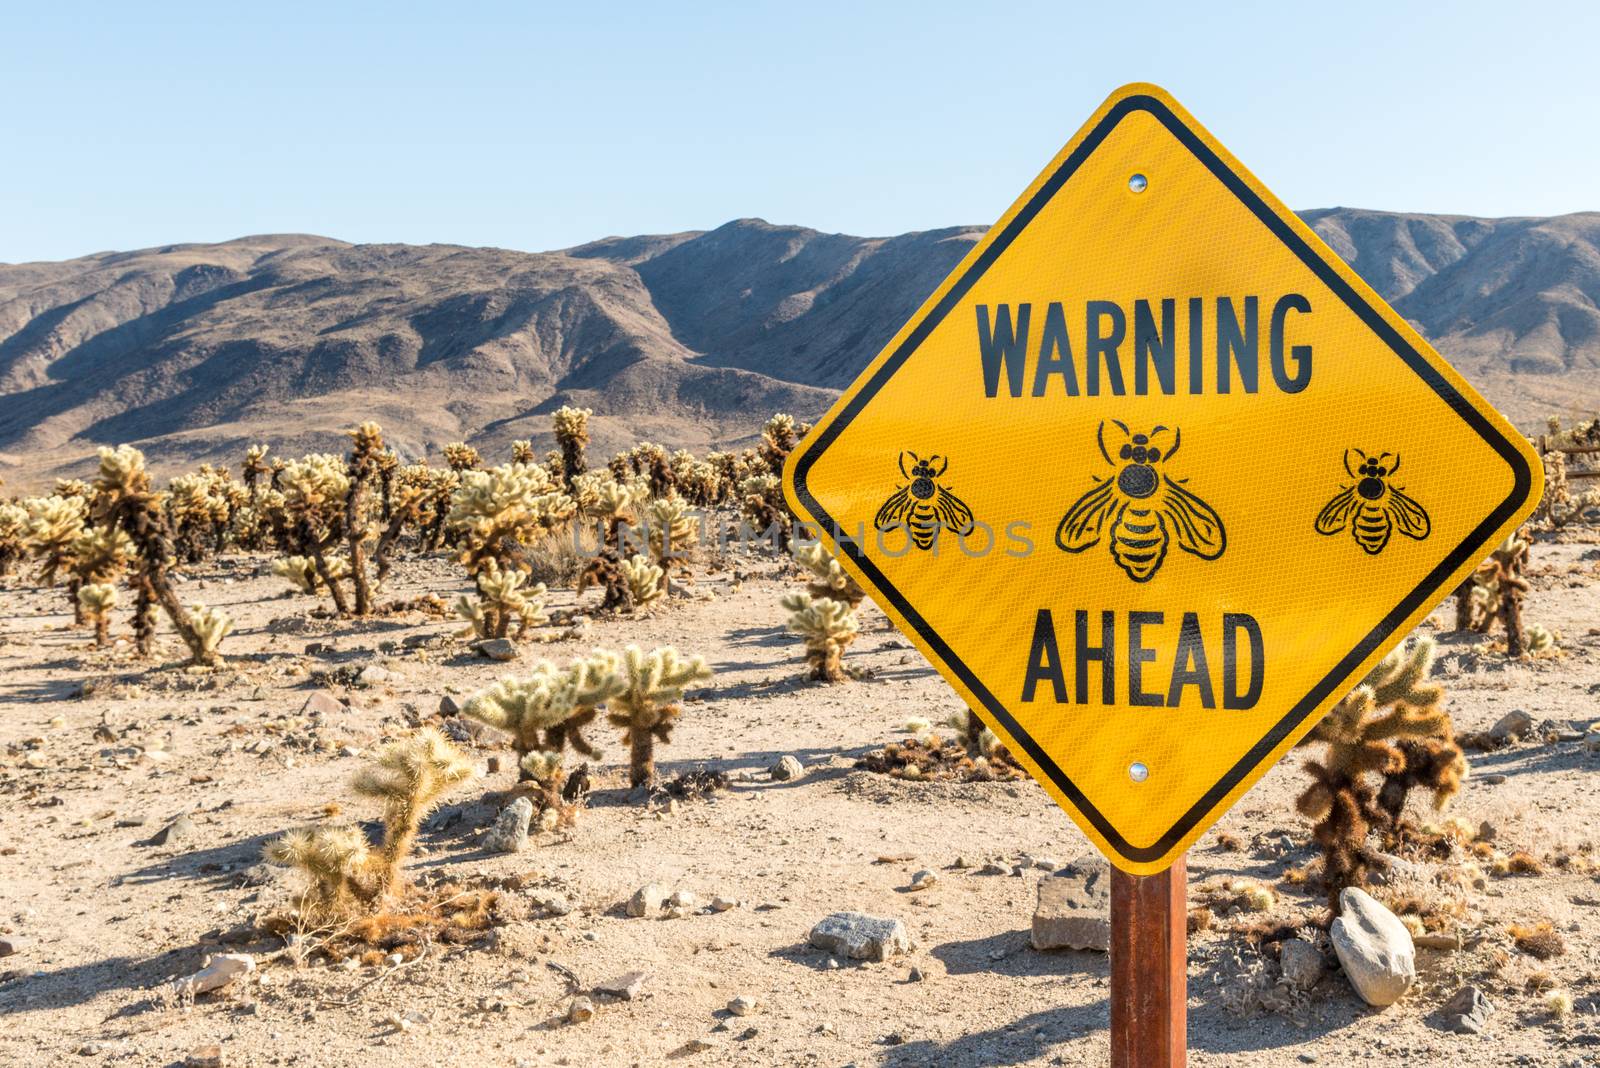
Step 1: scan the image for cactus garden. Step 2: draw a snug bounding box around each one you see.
[0,413,1598,1067]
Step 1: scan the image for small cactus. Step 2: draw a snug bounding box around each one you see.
[600,646,713,790]
[619,553,664,612]
[77,583,118,646]
[782,592,859,682]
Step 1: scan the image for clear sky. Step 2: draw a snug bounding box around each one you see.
[4,1,1596,263]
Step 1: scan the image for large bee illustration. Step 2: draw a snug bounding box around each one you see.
[874,452,976,551]
[1055,421,1226,583]
[1314,448,1430,555]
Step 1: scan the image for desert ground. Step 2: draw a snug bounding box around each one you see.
[2,529,1599,1068]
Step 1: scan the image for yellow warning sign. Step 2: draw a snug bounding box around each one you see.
[782,83,1542,874]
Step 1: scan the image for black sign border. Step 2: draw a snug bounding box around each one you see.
[790,93,1533,864]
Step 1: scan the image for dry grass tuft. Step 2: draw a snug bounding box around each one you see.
[1510,921,1566,960]
[856,734,1027,783]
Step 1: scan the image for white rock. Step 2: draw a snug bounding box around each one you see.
[626,883,666,918]
[172,953,256,997]
[1330,887,1415,1007]
[807,913,911,962]
[727,994,759,1016]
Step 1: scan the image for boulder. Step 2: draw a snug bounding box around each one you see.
[1030,856,1111,952]
[770,755,805,781]
[1279,937,1324,991]
[1330,888,1415,1007]
[627,883,667,918]
[474,638,519,662]
[1439,984,1493,1034]
[1489,709,1534,742]
[807,912,911,962]
[484,797,534,854]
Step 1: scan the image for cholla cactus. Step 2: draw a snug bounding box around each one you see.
[600,645,712,789]
[91,445,222,665]
[759,413,800,474]
[272,554,344,594]
[242,444,272,496]
[645,494,699,573]
[448,462,575,573]
[66,525,133,629]
[24,495,87,586]
[265,727,472,919]
[455,558,548,639]
[1483,530,1532,657]
[511,439,536,464]
[77,583,118,646]
[0,501,27,576]
[341,421,390,615]
[443,442,480,471]
[552,405,591,490]
[740,473,791,549]
[589,479,637,551]
[793,542,865,606]
[186,604,234,660]
[1526,623,1558,657]
[462,657,625,823]
[279,453,354,614]
[620,553,664,611]
[1296,638,1464,900]
[782,592,860,682]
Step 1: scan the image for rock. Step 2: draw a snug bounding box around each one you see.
[438,695,462,717]
[300,690,344,717]
[1330,887,1415,1007]
[627,883,667,918]
[1414,931,1462,952]
[1489,709,1535,742]
[1030,856,1111,952]
[566,996,595,1023]
[185,1045,225,1068]
[595,971,650,1001]
[807,912,912,962]
[484,798,534,854]
[172,952,256,997]
[0,935,29,956]
[770,755,804,781]
[354,665,393,688]
[474,638,519,662]
[908,870,937,891]
[1439,984,1493,1034]
[667,889,697,909]
[727,995,759,1016]
[710,896,738,913]
[1279,937,1324,991]
[149,814,197,847]
[1584,729,1600,754]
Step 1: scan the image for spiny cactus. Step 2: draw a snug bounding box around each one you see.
[279,453,354,615]
[448,462,574,634]
[552,405,591,490]
[740,473,791,549]
[589,479,637,552]
[793,542,865,606]
[341,421,391,615]
[455,558,548,639]
[273,554,347,594]
[578,552,632,613]
[443,442,480,471]
[619,553,664,611]
[782,592,860,682]
[645,494,698,577]
[462,657,625,825]
[759,413,799,475]
[242,444,272,497]
[265,726,473,919]
[91,445,222,665]
[601,645,713,789]
[511,439,537,465]
[1295,638,1464,901]
[77,583,118,646]
[24,495,88,594]
[65,525,133,630]
[186,604,234,660]
[0,501,27,576]
[1483,530,1532,656]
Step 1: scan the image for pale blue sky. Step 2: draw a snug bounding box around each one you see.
[4,1,1596,263]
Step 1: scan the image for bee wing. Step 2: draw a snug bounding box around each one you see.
[1314,487,1359,535]
[1386,487,1431,540]
[874,486,913,532]
[933,487,975,535]
[1159,476,1226,559]
[1055,478,1119,553]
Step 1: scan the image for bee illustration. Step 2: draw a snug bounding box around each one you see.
[874,452,976,551]
[1055,421,1226,583]
[1314,448,1430,555]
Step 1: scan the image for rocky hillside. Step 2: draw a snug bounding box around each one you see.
[1,209,1596,484]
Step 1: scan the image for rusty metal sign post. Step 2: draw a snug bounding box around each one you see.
[782,83,1540,1064]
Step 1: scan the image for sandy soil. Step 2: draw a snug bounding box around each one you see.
[2,532,1599,1068]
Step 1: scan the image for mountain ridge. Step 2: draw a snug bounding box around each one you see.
[1,208,1596,487]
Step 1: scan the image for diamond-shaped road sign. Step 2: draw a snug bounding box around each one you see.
[783,83,1542,874]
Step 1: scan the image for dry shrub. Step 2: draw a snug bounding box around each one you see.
[524,529,587,587]
[856,734,1027,783]
[1510,922,1566,961]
